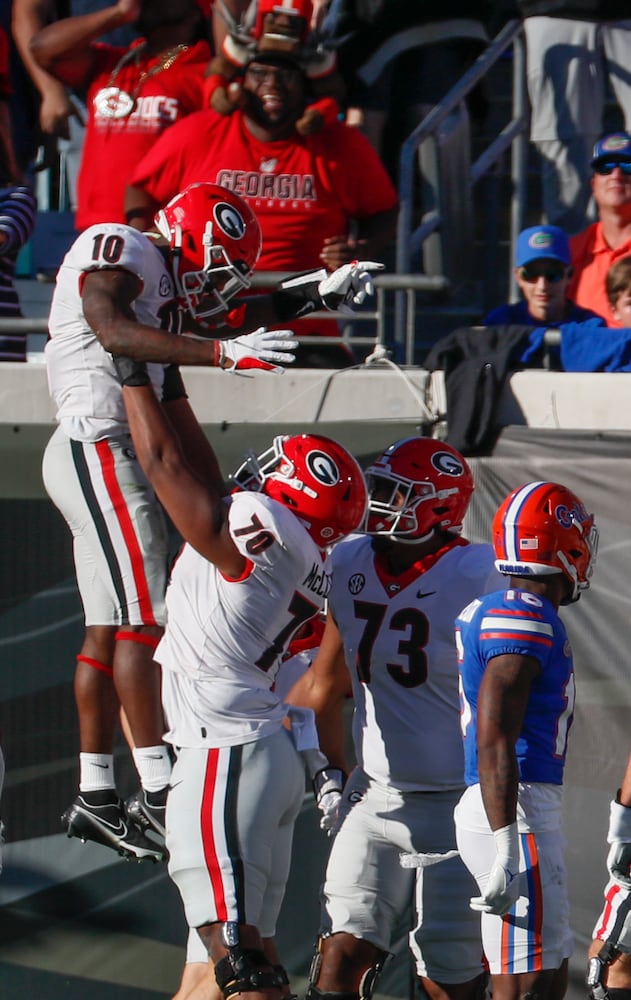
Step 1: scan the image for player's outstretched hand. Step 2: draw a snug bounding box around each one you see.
[470,823,521,915]
[220,328,297,374]
[607,798,631,886]
[318,260,385,313]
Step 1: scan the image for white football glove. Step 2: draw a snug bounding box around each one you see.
[470,823,521,915]
[318,260,385,313]
[313,766,346,837]
[219,327,296,374]
[607,798,631,886]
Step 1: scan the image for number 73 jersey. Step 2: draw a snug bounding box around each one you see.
[328,534,502,791]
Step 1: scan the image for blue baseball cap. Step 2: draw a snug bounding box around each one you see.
[591,132,631,168]
[515,225,570,268]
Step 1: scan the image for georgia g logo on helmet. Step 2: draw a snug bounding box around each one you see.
[306,450,340,486]
[430,451,465,477]
[213,202,246,241]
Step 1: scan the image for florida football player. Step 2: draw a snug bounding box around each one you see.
[455,481,598,1000]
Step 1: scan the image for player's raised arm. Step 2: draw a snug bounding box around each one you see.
[116,359,245,579]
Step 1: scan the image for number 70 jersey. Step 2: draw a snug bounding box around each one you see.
[157,490,331,748]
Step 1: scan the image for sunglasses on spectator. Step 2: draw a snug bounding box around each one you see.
[519,264,568,283]
[246,64,301,86]
[593,161,631,176]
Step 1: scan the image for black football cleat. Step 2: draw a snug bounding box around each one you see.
[61,793,164,862]
[125,787,167,839]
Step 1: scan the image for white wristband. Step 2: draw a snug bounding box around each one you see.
[493,822,519,864]
[608,797,631,843]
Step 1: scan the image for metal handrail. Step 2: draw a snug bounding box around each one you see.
[10,271,452,361]
[395,19,528,351]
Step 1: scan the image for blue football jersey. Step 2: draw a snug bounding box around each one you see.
[455,588,575,786]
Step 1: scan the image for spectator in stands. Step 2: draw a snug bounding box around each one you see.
[605,255,631,326]
[483,237,631,374]
[124,47,398,368]
[568,133,631,325]
[12,0,139,210]
[484,225,603,327]
[518,3,631,234]
[13,0,78,146]
[29,0,212,230]
[0,23,37,361]
[205,0,345,138]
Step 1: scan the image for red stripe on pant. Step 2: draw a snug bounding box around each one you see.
[95,439,157,626]
[201,748,229,922]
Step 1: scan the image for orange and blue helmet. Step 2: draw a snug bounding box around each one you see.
[492,481,598,603]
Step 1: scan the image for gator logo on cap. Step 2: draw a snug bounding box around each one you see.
[529,231,554,249]
[601,135,631,153]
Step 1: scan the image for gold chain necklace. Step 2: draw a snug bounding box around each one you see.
[93,41,190,120]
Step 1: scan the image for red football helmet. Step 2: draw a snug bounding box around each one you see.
[363,437,474,541]
[231,434,367,546]
[154,183,262,321]
[493,481,598,604]
[253,0,312,47]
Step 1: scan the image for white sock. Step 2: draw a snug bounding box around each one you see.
[79,753,115,792]
[132,745,172,792]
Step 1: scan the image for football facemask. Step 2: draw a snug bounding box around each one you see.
[363,437,474,542]
[155,182,262,321]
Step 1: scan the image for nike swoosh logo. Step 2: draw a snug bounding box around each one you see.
[93,763,110,769]
[79,807,125,835]
[416,590,436,599]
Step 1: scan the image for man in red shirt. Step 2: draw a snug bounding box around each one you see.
[568,132,631,326]
[30,0,211,230]
[124,49,398,366]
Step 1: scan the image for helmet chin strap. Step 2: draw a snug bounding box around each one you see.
[377,524,455,546]
[388,527,437,546]
[557,550,580,604]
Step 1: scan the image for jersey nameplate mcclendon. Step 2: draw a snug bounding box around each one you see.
[94,87,136,119]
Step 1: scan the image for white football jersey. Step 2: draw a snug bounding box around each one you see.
[158,490,332,748]
[46,224,176,441]
[329,535,503,791]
